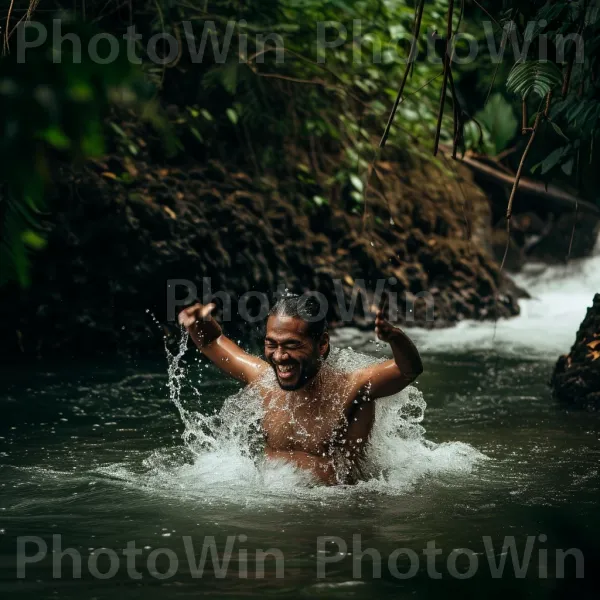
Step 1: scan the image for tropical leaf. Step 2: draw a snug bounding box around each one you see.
[531,145,571,175]
[506,61,563,99]
[550,121,569,142]
[474,93,519,155]
[226,108,239,124]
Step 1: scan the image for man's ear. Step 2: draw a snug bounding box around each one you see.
[319,332,330,359]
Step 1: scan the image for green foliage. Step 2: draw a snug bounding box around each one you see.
[469,0,600,199]
[0,16,141,287]
[161,0,454,172]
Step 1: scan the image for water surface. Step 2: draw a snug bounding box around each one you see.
[1,256,599,598]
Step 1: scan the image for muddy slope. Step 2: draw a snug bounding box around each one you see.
[0,146,519,360]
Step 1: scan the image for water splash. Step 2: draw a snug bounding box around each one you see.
[99,330,484,504]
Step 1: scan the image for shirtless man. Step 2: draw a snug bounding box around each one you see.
[178,295,423,485]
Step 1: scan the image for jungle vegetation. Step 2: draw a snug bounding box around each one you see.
[1,0,598,287]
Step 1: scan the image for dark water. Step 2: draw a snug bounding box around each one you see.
[1,344,599,599]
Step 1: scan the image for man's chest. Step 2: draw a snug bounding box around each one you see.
[261,386,354,454]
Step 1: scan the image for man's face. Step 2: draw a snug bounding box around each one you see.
[264,315,328,391]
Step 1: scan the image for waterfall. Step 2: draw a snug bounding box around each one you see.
[408,240,600,358]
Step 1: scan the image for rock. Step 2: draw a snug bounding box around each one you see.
[526,212,600,264]
[551,294,600,409]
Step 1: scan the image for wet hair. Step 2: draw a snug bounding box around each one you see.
[268,294,328,340]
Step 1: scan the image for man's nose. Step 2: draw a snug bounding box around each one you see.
[273,348,289,362]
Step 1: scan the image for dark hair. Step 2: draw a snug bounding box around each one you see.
[268,294,328,340]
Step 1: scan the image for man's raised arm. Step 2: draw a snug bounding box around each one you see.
[178,303,268,384]
[350,309,423,400]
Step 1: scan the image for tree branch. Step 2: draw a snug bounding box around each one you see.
[433,0,455,156]
[379,0,426,148]
[450,152,600,217]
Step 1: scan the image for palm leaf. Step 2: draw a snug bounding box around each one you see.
[506,61,563,100]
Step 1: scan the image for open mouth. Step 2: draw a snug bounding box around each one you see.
[275,364,298,380]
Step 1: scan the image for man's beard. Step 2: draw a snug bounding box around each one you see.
[277,378,304,391]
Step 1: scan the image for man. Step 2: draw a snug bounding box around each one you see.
[178,294,423,485]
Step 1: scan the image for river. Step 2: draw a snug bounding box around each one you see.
[1,252,599,598]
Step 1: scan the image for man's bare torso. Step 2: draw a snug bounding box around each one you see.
[254,365,375,485]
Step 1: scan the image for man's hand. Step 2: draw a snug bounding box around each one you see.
[349,302,423,400]
[178,302,222,348]
[374,309,398,343]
